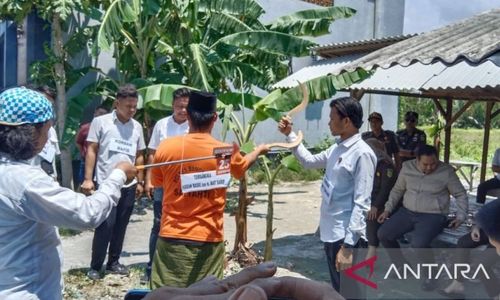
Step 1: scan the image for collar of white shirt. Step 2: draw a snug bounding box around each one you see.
[111,110,132,125]
[336,133,361,148]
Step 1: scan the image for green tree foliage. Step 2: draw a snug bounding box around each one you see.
[399,96,500,129]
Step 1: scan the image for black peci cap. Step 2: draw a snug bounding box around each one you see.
[188,90,217,114]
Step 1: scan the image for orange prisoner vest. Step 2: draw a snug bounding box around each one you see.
[151,133,249,242]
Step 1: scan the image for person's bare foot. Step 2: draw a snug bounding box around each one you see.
[438,279,465,298]
[366,246,376,260]
[443,280,464,294]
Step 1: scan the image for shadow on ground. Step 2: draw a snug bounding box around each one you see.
[252,233,330,282]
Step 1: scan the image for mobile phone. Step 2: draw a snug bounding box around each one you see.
[124,289,149,300]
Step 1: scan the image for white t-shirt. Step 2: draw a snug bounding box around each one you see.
[493,148,500,180]
[148,116,189,150]
[87,111,146,185]
[36,127,60,163]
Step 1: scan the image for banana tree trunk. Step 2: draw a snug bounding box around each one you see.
[233,176,248,252]
[263,181,274,261]
[52,14,73,188]
[264,164,282,261]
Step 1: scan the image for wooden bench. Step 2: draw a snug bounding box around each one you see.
[449,160,481,191]
[435,194,499,246]
[486,187,500,199]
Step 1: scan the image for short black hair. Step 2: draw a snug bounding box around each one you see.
[476,200,500,242]
[116,84,138,99]
[416,144,436,159]
[405,111,419,120]
[173,88,191,102]
[329,97,363,129]
[187,110,214,131]
[95,105,109,113]
[0,123,46,160]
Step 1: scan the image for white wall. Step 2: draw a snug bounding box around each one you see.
[226,0,405,146]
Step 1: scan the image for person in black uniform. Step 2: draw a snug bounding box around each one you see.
[364,138,397,259]
[396,111,426,163]
[362,112,401,170]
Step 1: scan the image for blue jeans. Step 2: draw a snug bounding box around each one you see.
[147,188,163,274]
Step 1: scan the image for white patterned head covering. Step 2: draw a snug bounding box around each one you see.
[0,87,54,125]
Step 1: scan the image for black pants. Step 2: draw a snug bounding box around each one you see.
[147,188,163,273]
[90,184,136,270]
[377,207,446,268]
[366,208,384,246]
[324,238,367,299]
[476,177,500,204]
[454,229,500,297]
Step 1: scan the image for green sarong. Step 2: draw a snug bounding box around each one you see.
[150,238,224,289]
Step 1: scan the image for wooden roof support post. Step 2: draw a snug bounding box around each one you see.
[480,101,494,183]
[432,98,446,118]
[350,90,365,101]
[443,98,453,163]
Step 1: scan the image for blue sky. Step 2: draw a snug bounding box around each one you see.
[404,0,500,34]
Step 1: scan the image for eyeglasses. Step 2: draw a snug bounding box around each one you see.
[405,118,416,123]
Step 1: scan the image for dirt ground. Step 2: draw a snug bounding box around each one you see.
[61,180,328,299]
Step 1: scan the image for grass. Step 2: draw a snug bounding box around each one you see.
[59,228,82,237]
[423,128,500,179]
[63,265,148,299]
[245,128,500,183]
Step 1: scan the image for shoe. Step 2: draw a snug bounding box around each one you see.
[87,269,101,280]
[398,236,410,244]
[437,289,465,299]
[106,263,129,275]
[421,278,438,291]
[140,267,151,284]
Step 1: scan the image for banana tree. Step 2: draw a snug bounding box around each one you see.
[95,0,357,92]
[94,0,368,260]
[0,0,105,188]
[236,137,304,262]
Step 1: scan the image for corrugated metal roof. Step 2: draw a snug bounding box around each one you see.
[349,58,500,92]
[273,55,356,89]
[337,8,500,73]
[274,54,500,93]
[313,34,417,53]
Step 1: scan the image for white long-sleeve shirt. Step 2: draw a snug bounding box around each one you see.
[287,132,376,245]
[0,153,126,300]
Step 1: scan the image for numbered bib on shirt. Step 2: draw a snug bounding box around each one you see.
[181,171,231,193]
[213,146,232,175]
[321,176,334,204]
[39,143,56,163]
[109,138,137,156]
